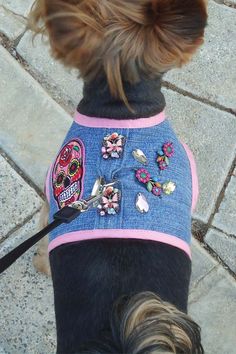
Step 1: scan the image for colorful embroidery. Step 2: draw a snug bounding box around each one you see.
[135,168,176,197]
[52,139,85,208]
[97,185,121,216]
[156,142,174,171]
[102,132,126,159]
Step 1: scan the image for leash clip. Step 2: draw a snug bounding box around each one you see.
[69,178,119,213]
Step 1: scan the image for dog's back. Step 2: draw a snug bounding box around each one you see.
[50,239,191,352]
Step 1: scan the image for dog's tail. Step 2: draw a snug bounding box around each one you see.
[78,291,204,354]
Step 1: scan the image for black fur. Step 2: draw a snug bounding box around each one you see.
[50,239,191,353]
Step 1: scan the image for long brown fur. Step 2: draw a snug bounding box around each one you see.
[28,0,207,110]
[116,292,203,353]
[79,292,204,353]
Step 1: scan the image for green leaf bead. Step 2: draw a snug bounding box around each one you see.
[164,156,170,165]
[147,181,153,192]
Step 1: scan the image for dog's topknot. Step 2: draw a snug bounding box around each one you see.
[28,0,207,108]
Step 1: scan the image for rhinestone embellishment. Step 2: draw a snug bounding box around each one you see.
[136,193,149,213]
[132,149,148,165]
[102,132,126,159]
[135,168,176,198]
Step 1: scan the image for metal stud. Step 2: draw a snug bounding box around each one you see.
[132,149,148,165]
[136,193,149,213]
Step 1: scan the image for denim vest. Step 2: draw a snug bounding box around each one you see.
[46,111,198,258]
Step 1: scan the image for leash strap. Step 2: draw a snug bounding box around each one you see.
[0,206,82,274]
[0,180,118,274]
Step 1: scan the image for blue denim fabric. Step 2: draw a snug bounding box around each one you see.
[47,118,193,248]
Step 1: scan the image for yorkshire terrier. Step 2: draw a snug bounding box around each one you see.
[28,1,207,353]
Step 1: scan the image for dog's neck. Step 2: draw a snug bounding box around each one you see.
[77,76,165,119]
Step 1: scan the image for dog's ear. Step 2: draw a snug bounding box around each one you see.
[44,1,103,71]
[144,0,208,67]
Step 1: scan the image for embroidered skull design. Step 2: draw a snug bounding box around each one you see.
[52,139,84,208]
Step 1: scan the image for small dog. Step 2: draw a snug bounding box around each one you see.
[29,1,207,353]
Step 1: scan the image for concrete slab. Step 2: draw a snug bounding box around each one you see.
[17,31,83,106]
[0,0,35,17]
[216,0,236,6]
[0,346,7,354]
[205,228,236,273]
[0,213,56,354]
[189,266,236,354]
[0,45,71,191]
[1,40,236,224]
[164,88,236,224]
[0,6,26,40]
[191,238,218,289]
[165,0,236,112]
[0,155,42,240]
[212,173,236,236]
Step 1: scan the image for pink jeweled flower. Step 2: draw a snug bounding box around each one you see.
[98,186,121,216]
[163,142,174,158]
[102,133,125,159]
[136,168,150,183]
[102,193,119,211]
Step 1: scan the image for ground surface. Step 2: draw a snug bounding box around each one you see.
[0,1,236,353]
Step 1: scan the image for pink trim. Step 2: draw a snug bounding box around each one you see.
[181,143,199,212]
[48,229,191,259]
[74,111,166,129]
[45,164,53,202]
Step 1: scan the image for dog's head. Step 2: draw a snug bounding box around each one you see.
[29,0,207,107]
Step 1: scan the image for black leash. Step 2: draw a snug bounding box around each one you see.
[0,220,62,274]
[0,206,82,274]
[0,179,117,275]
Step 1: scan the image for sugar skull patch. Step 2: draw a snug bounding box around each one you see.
[52,139,85,208]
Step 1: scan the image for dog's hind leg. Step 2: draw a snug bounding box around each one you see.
[33,201,51,276]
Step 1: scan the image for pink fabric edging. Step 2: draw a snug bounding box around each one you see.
[45,164,53,202]
[181,143,199,212]
[74,111,165,129]
[48,229,191,259]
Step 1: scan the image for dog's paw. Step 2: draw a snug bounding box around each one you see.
[33,251,51,277]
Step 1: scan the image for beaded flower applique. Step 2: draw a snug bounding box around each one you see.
[97,185,121,216]
[156,142,174,171]
[135,168,176,197]
[102,132,126,159]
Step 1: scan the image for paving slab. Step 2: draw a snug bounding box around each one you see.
[0,45,71,190]
[212,171,236,235]
[216,0,236,6]
[0,0,35,17]
[17,30,83,106]
[191,238,218,289]
[1,38,236,223]
[189,265,236,354]
[0,6,26,40]
[165,0,236,112]
[0,347,7,354]
[205,228,236,273]
[0,155,42,240]
[164,88,236,223]
[0,213,56,354]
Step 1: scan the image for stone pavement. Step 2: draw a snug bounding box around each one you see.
[0,0,236,353]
